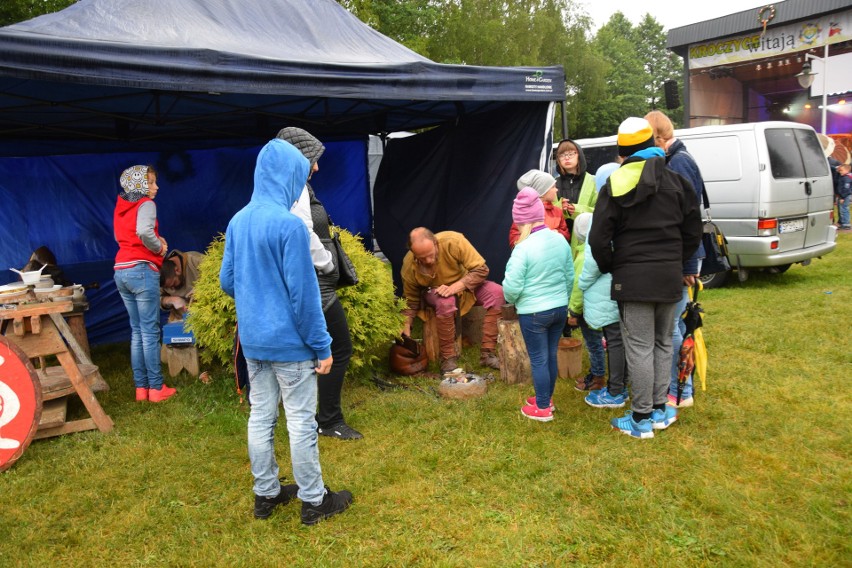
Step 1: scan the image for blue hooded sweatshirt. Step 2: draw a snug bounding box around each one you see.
[220,139,332,363]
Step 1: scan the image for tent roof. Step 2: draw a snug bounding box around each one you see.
[0,0,565,155]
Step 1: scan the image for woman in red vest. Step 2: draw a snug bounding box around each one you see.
[113,165,176,403]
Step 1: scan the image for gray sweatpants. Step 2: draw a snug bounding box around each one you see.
[619,301,678,415]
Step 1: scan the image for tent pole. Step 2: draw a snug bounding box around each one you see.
[560,101,568,138]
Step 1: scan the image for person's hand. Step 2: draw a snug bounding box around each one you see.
[316,355,333,375]
[167,297,187,312]
[435,282,462,297]
[567,316,578,326]
[158,237,168,256]
[683,275,697,286]
[401,321,411,338]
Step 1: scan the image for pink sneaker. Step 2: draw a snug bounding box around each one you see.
[521,403,553,422]
[526,396,555,412]
[149,384,177,403]
[135,388,149,402]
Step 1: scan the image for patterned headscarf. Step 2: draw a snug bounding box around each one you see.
[119,165,151,202]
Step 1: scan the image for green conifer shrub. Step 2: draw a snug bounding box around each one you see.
[186,229,405,381]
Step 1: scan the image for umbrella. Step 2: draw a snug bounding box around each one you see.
[677,281,705,404]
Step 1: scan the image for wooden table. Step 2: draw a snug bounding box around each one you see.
[0,300,113,440]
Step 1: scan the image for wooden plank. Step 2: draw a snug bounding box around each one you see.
[38,398,68,429]
[37,364,108,401]
[29,314,41,335]
[55,351,113,433]
[0,301,72,319]
[34,418,97,440]
[49,313,92,365]
[3,319,67,358]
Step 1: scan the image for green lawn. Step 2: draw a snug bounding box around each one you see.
[2,233,850,567]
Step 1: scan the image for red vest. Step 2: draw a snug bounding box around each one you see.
[113,196,163,268]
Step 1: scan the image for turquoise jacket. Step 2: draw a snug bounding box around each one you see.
[577,222,619,330]
[502,228,573,315]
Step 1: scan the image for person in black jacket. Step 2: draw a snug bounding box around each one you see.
[276,127,362,441]
[589,117,702,439]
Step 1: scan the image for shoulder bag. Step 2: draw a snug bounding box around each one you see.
[331,230,359,287]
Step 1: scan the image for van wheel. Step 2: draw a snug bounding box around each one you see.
[699,270,729,289]
[766,264,791,274]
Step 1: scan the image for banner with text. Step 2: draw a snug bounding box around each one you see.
[688,11,851,69]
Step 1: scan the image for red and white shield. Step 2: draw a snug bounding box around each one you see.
[0,336,42,472]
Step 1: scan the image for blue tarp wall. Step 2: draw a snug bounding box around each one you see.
[0,138,370,346]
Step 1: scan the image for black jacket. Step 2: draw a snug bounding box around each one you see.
[589,155,702,303]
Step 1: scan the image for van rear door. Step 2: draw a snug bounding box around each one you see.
[763,127,832,251]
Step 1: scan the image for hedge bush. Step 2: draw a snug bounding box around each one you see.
[186,229,405,381]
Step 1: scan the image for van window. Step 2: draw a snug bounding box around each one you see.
[766,129,805,179]
[795,128,830,178]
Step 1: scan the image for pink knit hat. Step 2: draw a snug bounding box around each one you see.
[512,187,545,224]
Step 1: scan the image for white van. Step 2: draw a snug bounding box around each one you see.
[572,122,838,287]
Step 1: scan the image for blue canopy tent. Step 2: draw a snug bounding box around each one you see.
[0,0,565,345]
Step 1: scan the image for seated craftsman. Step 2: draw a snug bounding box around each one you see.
[160,249,204,316]
[400,227,504,373]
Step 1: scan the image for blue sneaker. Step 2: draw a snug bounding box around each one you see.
[651,405,678,430]
[585,387,627,408]
[610,412,654,439]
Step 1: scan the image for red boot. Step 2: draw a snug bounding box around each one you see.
[135,388,149,402]
[148,384,176,402]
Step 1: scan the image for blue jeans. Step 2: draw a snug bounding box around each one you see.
[839,197,850,227]
[114,264,163,390]
[519,306,568,409]
[246,358,325,505]
[670,286,694,399]
[579,318,606,377]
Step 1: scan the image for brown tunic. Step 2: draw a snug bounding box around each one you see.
[400,231,488,320]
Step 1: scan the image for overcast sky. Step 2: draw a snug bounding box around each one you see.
[581,0,774,32]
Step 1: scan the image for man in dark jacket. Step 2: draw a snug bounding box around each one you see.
[589,117,702,439]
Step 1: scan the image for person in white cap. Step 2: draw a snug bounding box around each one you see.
[508,170,569,247]
[589,117,702,439]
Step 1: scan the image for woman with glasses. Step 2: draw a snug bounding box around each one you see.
[553,139,606,392]
[554,139,598,251]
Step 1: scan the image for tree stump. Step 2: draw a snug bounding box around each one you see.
[164,345,200,377]
[497,319,531,385]
[461,305,484,348]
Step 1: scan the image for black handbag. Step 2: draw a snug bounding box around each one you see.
[699,186,731,275]
[331,230,358,287]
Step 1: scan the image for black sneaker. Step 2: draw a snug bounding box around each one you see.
[301,487,353,525]
[318,422,364,440]
[253,482,299,519]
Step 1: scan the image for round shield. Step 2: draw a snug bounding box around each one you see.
[0,336,43,472]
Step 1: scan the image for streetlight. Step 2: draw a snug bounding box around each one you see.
[795,43,829,134]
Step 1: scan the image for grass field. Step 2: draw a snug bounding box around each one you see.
[2,233,850,567]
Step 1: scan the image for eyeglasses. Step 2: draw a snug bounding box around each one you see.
[557,151,578,159]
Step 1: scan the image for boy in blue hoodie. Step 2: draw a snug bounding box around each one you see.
[220,138,352,525]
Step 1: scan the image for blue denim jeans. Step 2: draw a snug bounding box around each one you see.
[839,197,850,227]
[246,358,325,505]
[579,318,606,377]
[519,306,568,409]
[114,264,164,390]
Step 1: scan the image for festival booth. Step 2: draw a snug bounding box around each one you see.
[0,0,565,348]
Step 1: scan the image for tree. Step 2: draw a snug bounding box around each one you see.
[0,0,77,26]
[634,14,684,126]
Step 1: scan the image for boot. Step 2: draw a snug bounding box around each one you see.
[436,314,459,373]
[480,307,501,369]
[479,351,500,369]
